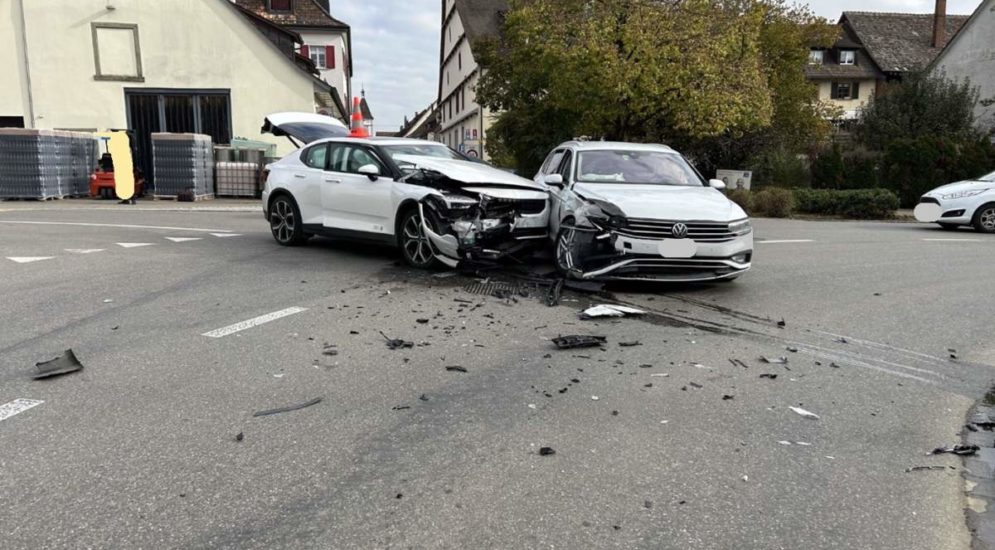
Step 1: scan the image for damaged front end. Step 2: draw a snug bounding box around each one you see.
[558,200,753,282]
[404,170,549,268]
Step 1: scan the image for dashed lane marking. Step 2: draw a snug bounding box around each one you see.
[210,233,242,238]
[165,237,203,243]
[65,249,105,254]
[6,257,55,264]
[0,399,44,422]
[116,242,155,248]
[0,221,234,233]
[202,307,308,338]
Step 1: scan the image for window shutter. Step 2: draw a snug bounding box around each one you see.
[326,46,335,69]
[852,82,860,100]
[831,82,839,99]
[301,45,310,58]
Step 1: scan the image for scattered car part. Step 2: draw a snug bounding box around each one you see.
[759,373,778,379]
[932,444,980,456]
[580,304,645,319]
[252,397,322,417]
[445,366,468,373]
[539,447,556,456]
[552,335,607,349]
[788,406,820,420]
[380,331,414,350]
[33,349,84,380]
[761,356,788,364]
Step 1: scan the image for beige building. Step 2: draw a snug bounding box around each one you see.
[438,0,506,161]
[930,0,995,134]
[1,0,336,184]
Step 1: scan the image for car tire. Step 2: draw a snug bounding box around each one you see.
[398,208,440,269]
[971,203,995,233]
[938,223,960,231]
[269,195,307,246]
[554,225,578,277]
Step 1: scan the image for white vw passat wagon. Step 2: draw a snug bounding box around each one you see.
[534,141,752,282]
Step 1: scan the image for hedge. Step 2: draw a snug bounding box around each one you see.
[731,188,899,219]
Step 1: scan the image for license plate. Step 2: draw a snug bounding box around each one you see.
[658,239,696,258]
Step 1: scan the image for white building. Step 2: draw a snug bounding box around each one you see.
[931,0,995,134]
[0,0,337,185]
[233,0,352,117]
[438,0,506,161]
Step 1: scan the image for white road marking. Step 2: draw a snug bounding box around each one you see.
[116,242,154,248]
[165,237,202,243]
[757,239,815,244]
[211,233,242,238]
[65,249,105,254]
[923,238,982,242]
[202,307,307,338]
[0,221,233,233]
[0,399,44,422]
[6,256,55,264]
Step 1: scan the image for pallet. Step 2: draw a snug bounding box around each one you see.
[152,193,215,202]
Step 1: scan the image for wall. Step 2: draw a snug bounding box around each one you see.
[0,0,26,120]
[439,2,492,161]
[932,2,995,132]
[298,29,349,108]
[6,0,320,152]
[816,79,876,119]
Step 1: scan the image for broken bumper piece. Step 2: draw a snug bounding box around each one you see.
[419,195,549,267]
[563,226,753,282]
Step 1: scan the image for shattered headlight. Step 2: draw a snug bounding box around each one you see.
[941,188,988,200]
[587,214,626,231]
[729,219,752,236]
[439,194,478,209]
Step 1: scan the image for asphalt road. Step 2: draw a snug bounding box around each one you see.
[1,200,993,549]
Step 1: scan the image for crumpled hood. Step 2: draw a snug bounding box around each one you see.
[573,183,743,221]
[395,155,543,191]
[924,180,993,196]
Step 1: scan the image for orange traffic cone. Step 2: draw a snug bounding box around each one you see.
[349,96,369,138]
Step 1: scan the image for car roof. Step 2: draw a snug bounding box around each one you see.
[314,137,448,147]
[555,141,676,153]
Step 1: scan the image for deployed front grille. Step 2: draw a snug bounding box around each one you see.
[920,196,940,204]
[482,198,547,217]
[614,218,735,242]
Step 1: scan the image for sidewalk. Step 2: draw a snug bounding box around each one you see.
[0,197,262,213]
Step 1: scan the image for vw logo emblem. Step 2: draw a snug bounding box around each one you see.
[671,223,689,239]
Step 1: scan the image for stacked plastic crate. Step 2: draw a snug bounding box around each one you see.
[215,146,265,198]
[0,129,62,199]
[152,133,214,199]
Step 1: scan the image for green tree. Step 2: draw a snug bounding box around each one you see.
[856,71,981,150]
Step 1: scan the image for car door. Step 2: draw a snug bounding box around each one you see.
[292,142,329,225]
[321,143,394,235]
[548,149,574,236]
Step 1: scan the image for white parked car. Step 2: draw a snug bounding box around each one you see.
[260,113,549,268]
[914,171,995,232]
[534,141,753,282]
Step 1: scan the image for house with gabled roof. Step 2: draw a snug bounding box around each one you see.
[930,0,995,134]
[807,4,970,120]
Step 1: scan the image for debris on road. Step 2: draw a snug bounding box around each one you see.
[786,346,798,353]
[906,465,947,472]
[416,318,429,324]
[33,349,84,380]
[419,394,430,402]
[788,406,820,420]
[619,341,642,347]
[322,344,338,356]
[252,397,322,417]
[761,356,788,365]
[392,405,411,411]
[650,373,670,377]
[759,373,778,379]
[722,395,735,401]
[835,337,849,344]
[539,447,556,456]
[445,366,468,373]
[948,348,958,360]
[552,335,607,349]
[235,432,244,442]
[580,304,645,319]
[688,382,703,389]
[931,444,979,456]
[729,358,750,369]
[777,318,786,328]
[380,331,414,350]
[545,278,564,307]
[591,395,600,400]
[777,440,792,445]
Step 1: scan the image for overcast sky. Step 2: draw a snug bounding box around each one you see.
[329,0,981,132]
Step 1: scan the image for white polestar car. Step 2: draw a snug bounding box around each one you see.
[914,170,995,232]
[534,141,753,282]
[260,113,549,268]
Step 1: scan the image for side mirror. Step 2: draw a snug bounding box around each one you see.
[358,164,380,181]
[543,173,565,188]
[709,179,727,190]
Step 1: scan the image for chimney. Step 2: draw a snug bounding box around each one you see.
[932,0,947,48]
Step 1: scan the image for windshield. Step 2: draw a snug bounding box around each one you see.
[383,144,465,162]
[575,150,704,186]
[979,171,995,182]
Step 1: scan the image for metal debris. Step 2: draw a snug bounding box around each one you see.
[380,331,414,350]
[33,349,84,380]
[931,444,979,456]
[252,397,322,417]
[761,356,788,365]
[788,406,820,420]
[552,335,607,349]
[580,304,645,319]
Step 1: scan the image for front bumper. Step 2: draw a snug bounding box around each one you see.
[420,202,550,267]
[568,231,753,282]
[916,195,973,224]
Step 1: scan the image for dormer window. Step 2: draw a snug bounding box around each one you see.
[839,50,855,65]
[808,50,824,65]
[268,0,292,12]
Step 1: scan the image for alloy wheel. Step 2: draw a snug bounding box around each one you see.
[981,207,995,231]
[556,228,576,272]
[402,212,434,266]
[271,199,295,243]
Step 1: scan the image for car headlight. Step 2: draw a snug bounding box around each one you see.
[729,219,752,236]
[941,188,988,200]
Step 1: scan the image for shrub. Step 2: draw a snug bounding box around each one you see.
[750,188,795,218]
[726,188,752,213]
[794,188,899,219]
[810,143,845,189]
[748,148,810,188]
[882,136,995,207]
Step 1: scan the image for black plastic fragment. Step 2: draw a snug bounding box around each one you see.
[235,432,244,442]
[760,356,788,365]
[252,397,322,417]
[545,278,565,307]
[539,447,556,456]
[33,349,84,380]
[759,373,778,379]
[777,318,786,328]
[932,444,979,456]
[619,341,642,347]
[722,395,734,400]
[392,405,411,411]
[445,366,468,373]
[380,331,414,350]
[416,318,430,324]
[906,465,946,472]
[552,335,607,349]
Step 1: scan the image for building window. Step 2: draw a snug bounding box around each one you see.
[308,46,326,69]
[458,52,462,71]
[808,50,824,65]
[91,23,144,82]
[839,50,855,65]
[831,81,860,100]
[268,0,292,12]
[449,99,453,119]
